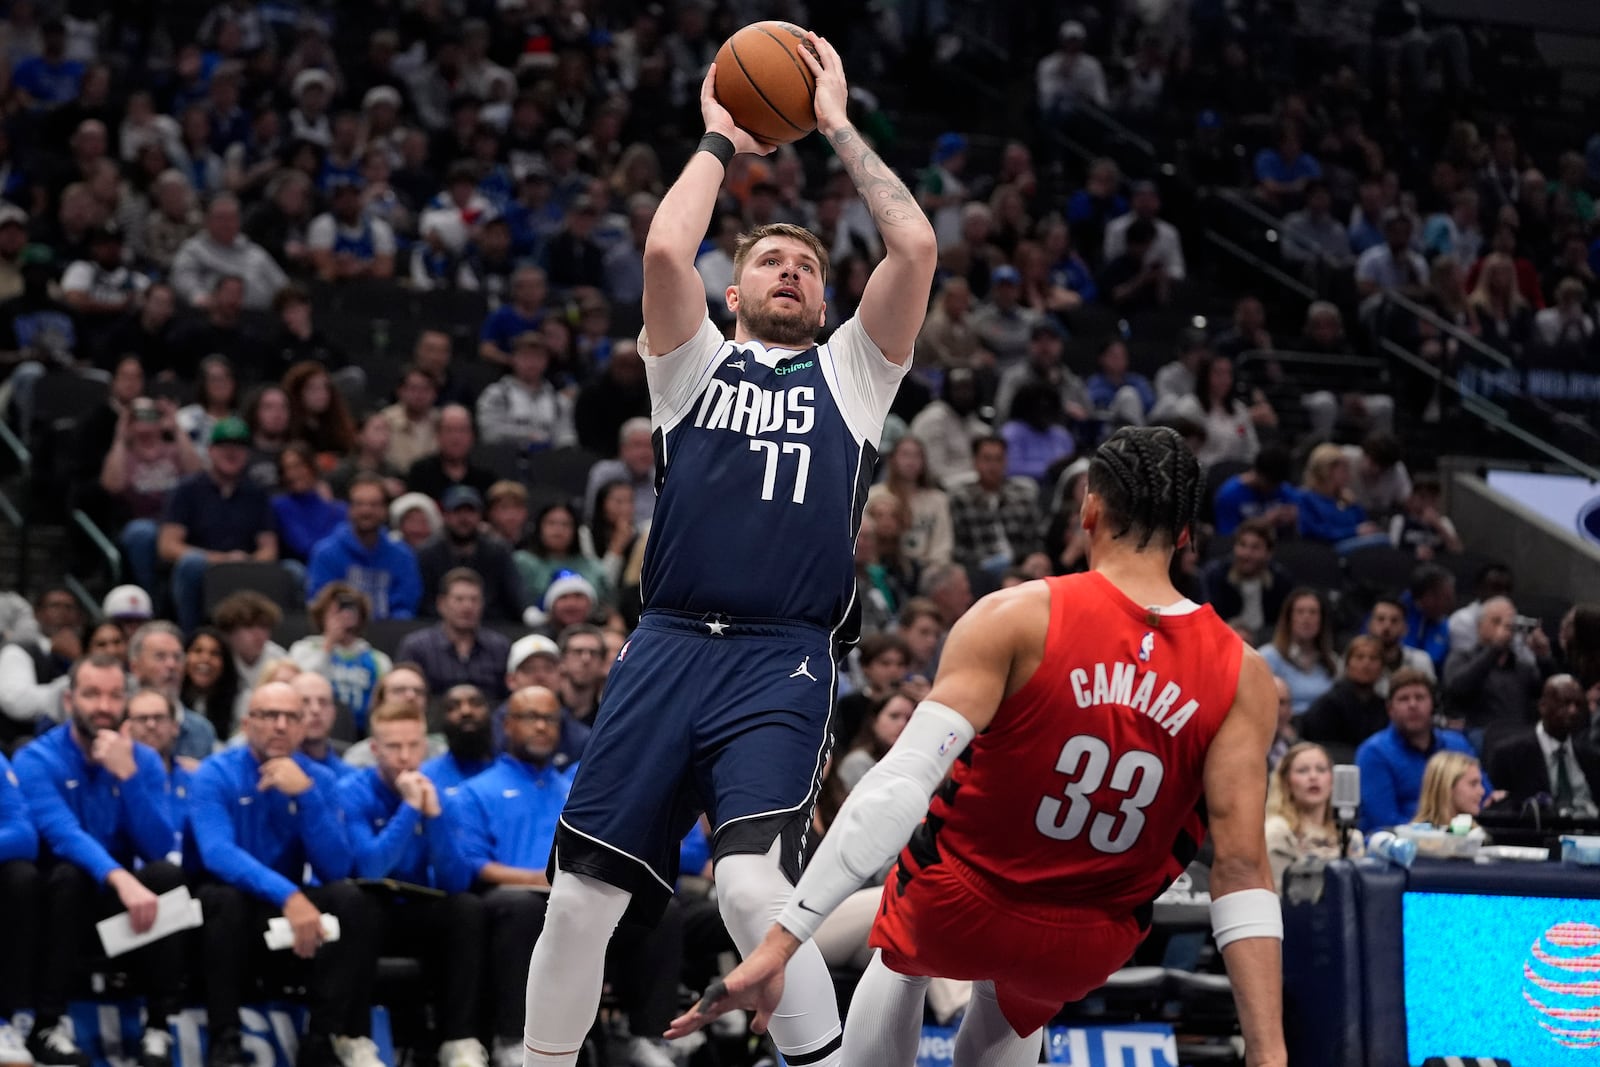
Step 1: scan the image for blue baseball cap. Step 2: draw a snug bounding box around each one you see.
[932,132,968,164]
[991,264,1021,285]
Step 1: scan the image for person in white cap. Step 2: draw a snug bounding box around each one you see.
[102,584,155,641]
[1036,19,1108,116]
[288,68,335,147]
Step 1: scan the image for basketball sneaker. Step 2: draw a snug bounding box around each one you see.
[24,1020,86,1067]
[0,1019,32,1066]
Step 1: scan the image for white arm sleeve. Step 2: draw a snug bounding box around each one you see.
[776,700,976,942]
[1209,887,1283,949]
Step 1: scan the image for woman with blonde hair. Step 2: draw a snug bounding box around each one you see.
[1411,750,1487,829]
[1297,442,1379,544]
[1265,742,1362,886]
[1468,250,1531,354]
[608,143,662,202]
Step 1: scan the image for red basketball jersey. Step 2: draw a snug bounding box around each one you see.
[922,571,1244,922]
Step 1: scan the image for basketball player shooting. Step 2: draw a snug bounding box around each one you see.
[519,31,937,1067]
[668,427,1289,1067]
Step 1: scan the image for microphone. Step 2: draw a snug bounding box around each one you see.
[1332,764,1360,823]
[1333,764,1361,858]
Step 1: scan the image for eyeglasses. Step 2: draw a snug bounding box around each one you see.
[506,711,562,726]
[250,709,305,724]
[127,713,174,728]
[565,646,603,659]
[386,682,426,694]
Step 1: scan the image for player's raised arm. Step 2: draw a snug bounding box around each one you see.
[1203,647,1289,1067]
[803,33,937,365]
[641,68,773,356]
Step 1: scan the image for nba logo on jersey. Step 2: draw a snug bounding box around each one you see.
[1138,632,1155,662]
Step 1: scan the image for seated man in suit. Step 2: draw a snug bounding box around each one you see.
[1487,674,1599,818]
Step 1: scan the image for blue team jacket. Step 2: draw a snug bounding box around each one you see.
[188,746,351,906]
[452,754,576,876]
[13,724,175,882]
[0,752,38,863]
[420,751,495,797]
[337,767,473,892]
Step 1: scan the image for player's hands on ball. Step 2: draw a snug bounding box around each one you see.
[800,32,848,134]
[664,932,793,1039]
[700,67,773,157]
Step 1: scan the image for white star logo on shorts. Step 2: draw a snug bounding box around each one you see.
[707,619,729,636]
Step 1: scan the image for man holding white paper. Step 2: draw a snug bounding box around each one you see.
[189,682,382,1067]
[12,655,187,1067]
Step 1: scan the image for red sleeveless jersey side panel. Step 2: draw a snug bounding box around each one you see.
[929,571,1244,918]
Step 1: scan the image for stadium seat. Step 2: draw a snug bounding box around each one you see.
[1515,591,1571,640]
[525,446,601,505]
[1343,544,1417,603]
[272,611,312,648]
[202,562,304,618]
[364,617,429,658]
[1273,540,1344,592]
[473,440,531,483]
[1440,551,1505,596]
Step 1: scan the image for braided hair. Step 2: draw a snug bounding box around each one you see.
[1086,426,1202,550]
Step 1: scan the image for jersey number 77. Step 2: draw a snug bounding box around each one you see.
[1034,734,1164,854]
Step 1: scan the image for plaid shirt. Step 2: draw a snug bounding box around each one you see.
[395,624,512,704]
[948,478,1042,566]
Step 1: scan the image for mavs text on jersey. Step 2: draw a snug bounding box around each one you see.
[553,312,908,912]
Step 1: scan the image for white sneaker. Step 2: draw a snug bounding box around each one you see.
[0,1021,33,1066]
[331,1036,384,1067]
[625,1037,675,1067]
[489,1038,521,1067]
[138,1028,174,1067]
[437,1039,486,1067]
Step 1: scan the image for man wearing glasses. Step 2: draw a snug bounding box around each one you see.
[554,625,606,727]
[453,686,683,1067]
[188,681,382,1067]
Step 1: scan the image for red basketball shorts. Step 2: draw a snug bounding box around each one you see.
[868,850,1145,1036]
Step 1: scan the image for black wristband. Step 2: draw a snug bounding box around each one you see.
[697,131,736,168]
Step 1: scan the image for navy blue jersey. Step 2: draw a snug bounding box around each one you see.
[642,315,905,630]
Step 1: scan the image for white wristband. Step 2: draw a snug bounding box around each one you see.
[1209,887,1282,949]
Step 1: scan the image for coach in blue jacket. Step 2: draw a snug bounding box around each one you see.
[454,686,683,1067]
[189,681,381,1067]
[13,655,186,1067]
[0,749,41,1061]
[338,701,485,1067]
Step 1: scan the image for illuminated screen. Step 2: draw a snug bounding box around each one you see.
[1404,891,1600,1066]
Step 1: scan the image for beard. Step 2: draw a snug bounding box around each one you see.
[445,718,495,761]
[739,297,819,348]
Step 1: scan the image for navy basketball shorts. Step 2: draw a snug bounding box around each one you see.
[555,609,836,917]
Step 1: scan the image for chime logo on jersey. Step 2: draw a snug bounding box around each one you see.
[692,381,816,438]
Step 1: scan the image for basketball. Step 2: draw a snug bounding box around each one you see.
[713,21,819,146]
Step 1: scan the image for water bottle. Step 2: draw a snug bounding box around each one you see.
[1368,831,1417,869]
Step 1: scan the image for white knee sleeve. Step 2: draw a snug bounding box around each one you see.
[715,845,843,1065]
[953,981,1044,1067]
[522,871,631,1066]
[842,951,928,1067]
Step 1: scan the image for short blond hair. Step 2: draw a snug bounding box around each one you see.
[732,223,830,287]
[368,700,425,728]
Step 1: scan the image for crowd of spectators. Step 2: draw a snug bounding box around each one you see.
[1,2,1599,1067]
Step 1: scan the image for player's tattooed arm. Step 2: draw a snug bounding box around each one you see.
[827,125,923,232]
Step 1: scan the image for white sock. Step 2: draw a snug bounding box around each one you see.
[951,981,1042,1067]
[522,871,631,1067]
[714,846,843,1065]
[841,951,927,1067]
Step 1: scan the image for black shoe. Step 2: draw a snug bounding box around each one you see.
[139,1028,174,1067]
[26,1020,89,1067]
[295,1033,338,1067]
[205,1028,247,1067]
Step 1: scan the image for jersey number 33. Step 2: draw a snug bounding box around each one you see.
[1034,734,1164,854]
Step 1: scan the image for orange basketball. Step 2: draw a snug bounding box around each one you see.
[713,21,819,146]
